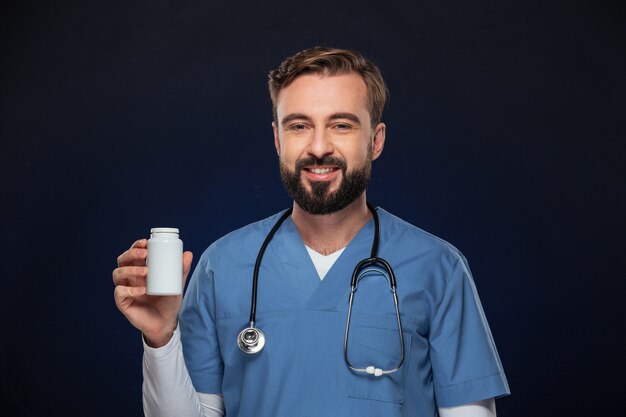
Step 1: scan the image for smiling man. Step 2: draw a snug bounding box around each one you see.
[275,72,383,220]
[113,47,510,417]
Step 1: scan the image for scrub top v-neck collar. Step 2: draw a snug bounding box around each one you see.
[268,214,376,309]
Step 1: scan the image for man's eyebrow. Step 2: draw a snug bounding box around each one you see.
[280,112,362,126]
[328,113,361,125]
[281,113,312,126]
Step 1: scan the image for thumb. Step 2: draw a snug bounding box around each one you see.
[182,251,194,286]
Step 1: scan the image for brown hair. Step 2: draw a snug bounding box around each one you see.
[268,46,388,127]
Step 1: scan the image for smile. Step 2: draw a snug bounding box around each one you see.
[302,166,340,181]
[308,167,335,174]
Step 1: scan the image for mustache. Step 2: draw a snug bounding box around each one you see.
[295,156,347,171]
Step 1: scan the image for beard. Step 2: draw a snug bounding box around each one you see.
[279,155,372,215]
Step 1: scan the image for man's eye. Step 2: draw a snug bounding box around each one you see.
[289,124,307,131]
[334,123,351,131]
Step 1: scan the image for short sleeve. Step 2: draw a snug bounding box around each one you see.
[429,254,510,407]
[179,249,224,394]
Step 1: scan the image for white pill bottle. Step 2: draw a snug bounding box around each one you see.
[146,227,183,295]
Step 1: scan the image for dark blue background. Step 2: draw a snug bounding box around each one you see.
[1,1,624,416]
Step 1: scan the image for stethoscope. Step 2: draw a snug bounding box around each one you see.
[237,203,405,377]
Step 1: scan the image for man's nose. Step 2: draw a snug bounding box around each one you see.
[307,129,334,159]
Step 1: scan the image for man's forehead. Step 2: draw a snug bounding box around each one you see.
[276,72,369,119]
[278,72,367,96]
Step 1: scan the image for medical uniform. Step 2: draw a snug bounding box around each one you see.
[179,208,509,417]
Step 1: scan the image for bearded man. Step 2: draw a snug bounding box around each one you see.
[113,46,510,417]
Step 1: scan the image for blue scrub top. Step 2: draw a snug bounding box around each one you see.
[180,208,510,417]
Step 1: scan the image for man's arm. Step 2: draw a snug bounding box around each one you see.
[143,326,224,417]
[197,393,225,416]
[112,238,215,416]
[439,398,496,417]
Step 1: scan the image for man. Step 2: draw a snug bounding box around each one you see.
[113,47,510,416]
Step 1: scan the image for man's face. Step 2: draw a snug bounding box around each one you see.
[272,72,386,214]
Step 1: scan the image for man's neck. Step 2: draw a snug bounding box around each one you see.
[291,194,372,255]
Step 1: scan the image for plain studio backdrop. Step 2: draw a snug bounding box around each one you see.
[1,1,624,416]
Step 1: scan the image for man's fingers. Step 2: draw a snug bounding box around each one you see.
[112,266,148,286]
[129,238,148,250]
[113,284,147,308]
[117,240,148,267]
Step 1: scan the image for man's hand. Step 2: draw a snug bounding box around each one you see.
[113,239,193,347]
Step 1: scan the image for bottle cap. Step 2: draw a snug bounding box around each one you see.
[150,227,179,234]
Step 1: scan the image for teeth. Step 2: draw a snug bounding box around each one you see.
[310,168,333,174]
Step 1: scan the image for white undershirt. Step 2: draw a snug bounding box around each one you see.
[304,245,345,279]
[141,244,497,417]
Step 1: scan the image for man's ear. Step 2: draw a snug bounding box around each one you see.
[371,123,386,161]
[273,121,281,156]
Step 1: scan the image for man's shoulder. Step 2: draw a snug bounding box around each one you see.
[377,207,464,261]
[202,209,290,257]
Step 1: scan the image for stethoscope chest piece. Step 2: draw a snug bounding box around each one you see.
[237,326,266,354]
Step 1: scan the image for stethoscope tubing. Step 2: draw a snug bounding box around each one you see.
[248,207,293,327]
[249,203,377,326]
[343,262,405,375]
[241,203,404,375]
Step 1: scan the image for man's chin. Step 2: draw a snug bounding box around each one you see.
[303,178,340,193]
